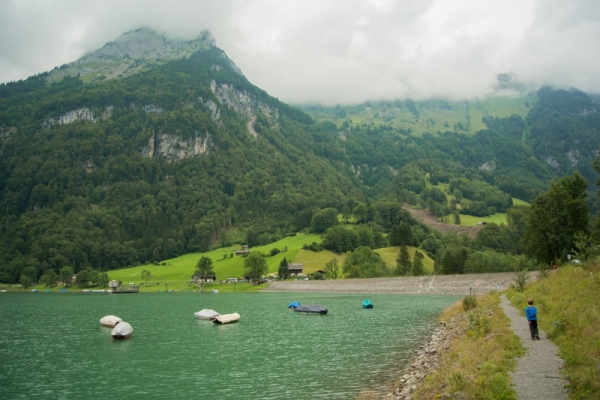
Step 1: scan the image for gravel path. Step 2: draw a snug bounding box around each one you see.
[500,294,569,400]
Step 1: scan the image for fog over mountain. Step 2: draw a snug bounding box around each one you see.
[1,0,599,105]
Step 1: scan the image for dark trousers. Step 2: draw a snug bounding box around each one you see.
[528,320,539,339]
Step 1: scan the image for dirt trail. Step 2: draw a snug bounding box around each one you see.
[405,205,483,238]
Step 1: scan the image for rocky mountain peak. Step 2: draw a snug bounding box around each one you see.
[48,27,216,83]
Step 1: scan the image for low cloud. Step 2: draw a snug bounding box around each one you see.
[1,0,599,105]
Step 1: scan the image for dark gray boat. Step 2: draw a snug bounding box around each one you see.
[293,304,328,314]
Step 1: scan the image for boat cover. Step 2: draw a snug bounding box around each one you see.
[362,299,373,308]
[213,312,240,324]
[100,315,123,327]
[288,302,300,309]
[111,321,133,338]
[194,309,220,320]
[294,304,328,314]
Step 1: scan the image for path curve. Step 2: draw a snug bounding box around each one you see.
[500,294,569,399]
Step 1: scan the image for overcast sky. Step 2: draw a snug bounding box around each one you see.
[1,0,599,105]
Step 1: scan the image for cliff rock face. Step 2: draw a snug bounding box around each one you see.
[141,131,212,161]
[42,108,97,128]
[209,79,279,136]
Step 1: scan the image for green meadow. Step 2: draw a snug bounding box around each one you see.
[299,94,537,136]
[425,179,530,227]
[104,231,436,292]
[108,233,322,285]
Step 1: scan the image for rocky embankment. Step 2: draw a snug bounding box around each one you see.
[391,313,468,400]
[262,272,521,295]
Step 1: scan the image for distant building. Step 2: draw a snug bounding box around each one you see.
[235,245,249,256]
[288,263,303,275]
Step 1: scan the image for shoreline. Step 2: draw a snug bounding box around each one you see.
[262,272,523,296]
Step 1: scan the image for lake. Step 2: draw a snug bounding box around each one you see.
[0,292,458,399]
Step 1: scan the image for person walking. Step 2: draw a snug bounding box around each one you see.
[526,298,540,340]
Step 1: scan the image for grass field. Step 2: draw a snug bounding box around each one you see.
[108,232,322,285]
[374,246,434,273]
[298,94,538,137]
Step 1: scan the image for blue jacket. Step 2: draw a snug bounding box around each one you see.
[525,306,537,321]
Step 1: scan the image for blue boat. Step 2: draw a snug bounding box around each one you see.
[288,302,300,309]
[362,299,373,309]
[59,289,67,293]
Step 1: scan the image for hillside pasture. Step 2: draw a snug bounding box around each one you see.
[108,233,322,286]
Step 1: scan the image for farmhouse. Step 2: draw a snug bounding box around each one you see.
[235,245,249,256]
[288,263,304,276]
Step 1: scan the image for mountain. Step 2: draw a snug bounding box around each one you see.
[0,28,363,282]
[0,28,598,284]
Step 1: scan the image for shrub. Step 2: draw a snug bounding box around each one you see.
[463,295,478,311]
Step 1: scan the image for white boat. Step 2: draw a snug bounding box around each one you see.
[111,321,133,339]
[213,312,240,324]
[194,309,220,320]
[211,289,219,293]
[100,315,122,328]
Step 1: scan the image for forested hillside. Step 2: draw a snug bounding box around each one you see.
[1,28,599,285]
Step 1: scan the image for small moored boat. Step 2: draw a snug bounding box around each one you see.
[194,309,220,320]
[294,304,328,314]
[111,321,133,339]
[213,312,240,324]
[362,299,373,309]
[288,301,300,309]
[100,315,123,328]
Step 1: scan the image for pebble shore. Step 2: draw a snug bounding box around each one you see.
[262,272,522,296]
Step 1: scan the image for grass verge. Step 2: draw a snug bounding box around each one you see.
[411,291,522,399]
[507,261,600,399]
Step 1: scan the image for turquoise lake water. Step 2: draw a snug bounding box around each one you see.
[0,292,458,399]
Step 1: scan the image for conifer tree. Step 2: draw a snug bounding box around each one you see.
[412,251,424,276]
[396,245,411,275]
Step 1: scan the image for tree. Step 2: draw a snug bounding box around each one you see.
[22,267,38,282]
[193,256,214,283]
[324,258,340,279]
[522,172,589,264]
[39,269,58,288]
[453,211,461,225]
[412,251,425,276]
[59,266,74,287]
[278,257,289,280]
[141,269,152,286]
[396,245,411,276]
[98,272,109,288]
[75,269,89,286]
[20,274,33,289]
[88,269,100,286]
[244,252,268,285]
[343,246,389,278]
[311,208,339,233]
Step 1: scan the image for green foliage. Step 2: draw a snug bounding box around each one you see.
[243,252,268,285]
[39,269,58,288]
[193,256,214,282]
[324,258,339,279]
[512,268,529,293]
[342,246,389,278]
[411,250,425,276]
[463,295,478,311]
[396,245,411,276]
[19,274,33,289]
[468,308,492,337]
[278,257,289,280]
[522,172,589,264]
[59,266,73,287]
[141,269,152,286]
[311,208,339,233]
